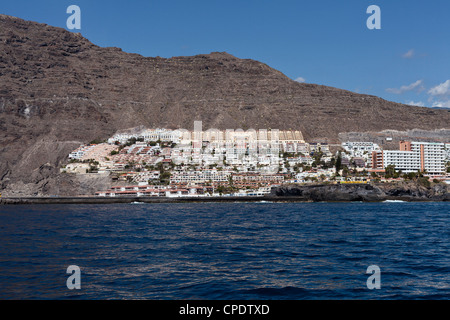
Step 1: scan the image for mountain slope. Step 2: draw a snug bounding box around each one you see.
[1,15,449,195]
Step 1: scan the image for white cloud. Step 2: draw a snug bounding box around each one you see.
[431,100,450,109]
[386,80,424,94]
[295,77,306,83]
[406,100,425,107]
[428,80,450,97]
[402,49,414,59]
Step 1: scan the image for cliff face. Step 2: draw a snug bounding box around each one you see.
[270,184,386,202]
[1,15,449,196]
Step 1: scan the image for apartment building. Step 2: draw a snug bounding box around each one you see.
[108,128,183,145]
[68,145,95,160]
[342,142,381,157]
[371,141,446,174]
[231,173,284,188]
[170,169,232,184]
[309,143,332,156]
[370,150,384,170]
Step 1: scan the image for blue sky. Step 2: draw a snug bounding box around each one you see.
[2,0,449,108]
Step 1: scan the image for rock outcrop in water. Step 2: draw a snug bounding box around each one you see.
[377,181,450,201]
[270,182,450,202]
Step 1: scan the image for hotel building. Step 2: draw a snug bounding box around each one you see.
[371,141,446,174]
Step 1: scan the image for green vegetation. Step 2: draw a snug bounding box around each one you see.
[335,152,342,174]
[402,171,424,180]
[417,176,430,188]
[342,166,349,177]
[311,149,324,168]
[89,138,105,145]
[384,164,401,179]
[159,171,171,185]
[123,137,144,147]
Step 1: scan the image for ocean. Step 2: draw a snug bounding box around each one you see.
[0,202,448,300]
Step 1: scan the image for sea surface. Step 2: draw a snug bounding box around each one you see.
[0,202,449,300]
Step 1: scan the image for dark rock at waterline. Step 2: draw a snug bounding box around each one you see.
[270,182,450,202]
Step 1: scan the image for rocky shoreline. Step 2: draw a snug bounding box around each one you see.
[1,182,449,204]
[269,182,450,202]
[0,196,280,205]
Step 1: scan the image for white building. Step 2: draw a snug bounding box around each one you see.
[108,128,183,145]
[382,150,421,173]
[170,170,232,184]
[381,141,446,174]
[68,145,95,159]
[342,142,381,158]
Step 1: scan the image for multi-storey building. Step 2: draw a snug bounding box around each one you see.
[309,143,332,156]
[68,145,95,160]
[407,141,446,173]
[170,169,232,185]
[445,143,450,161]
[342,142,381,157]
[107,128,183,145]
[371,141,446,174]
[231,173,284,188]
[370,150,384,170]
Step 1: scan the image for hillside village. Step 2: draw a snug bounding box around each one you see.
[62,124,450,197]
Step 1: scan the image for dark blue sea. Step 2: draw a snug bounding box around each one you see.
[0,202,449,300]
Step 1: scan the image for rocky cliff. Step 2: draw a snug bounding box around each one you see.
[1,15,449,196]
[270,182,450,202]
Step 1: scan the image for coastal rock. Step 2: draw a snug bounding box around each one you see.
[270,182,449,202]
[270,183,387,202]
[378,181,450,201]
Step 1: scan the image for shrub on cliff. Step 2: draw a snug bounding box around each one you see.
[417,177,431,188]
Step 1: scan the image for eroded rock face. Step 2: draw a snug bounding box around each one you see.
[270,182,450,202]
[270,184,387,202]
[377,181,450,201]
[1,15,449,196]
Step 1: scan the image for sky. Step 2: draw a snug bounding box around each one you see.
[1,0,450,108]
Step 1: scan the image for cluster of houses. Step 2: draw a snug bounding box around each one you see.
[62,126,450,197]
[94,184,273,198]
